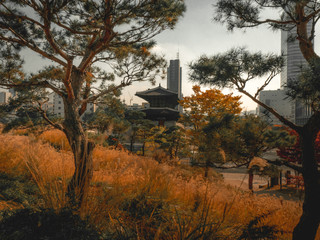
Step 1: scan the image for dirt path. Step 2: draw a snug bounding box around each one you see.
[221,171,304,202]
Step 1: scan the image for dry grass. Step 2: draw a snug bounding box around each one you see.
[0,134,73,209]
[38,129,71,151]
[0,130,313,239]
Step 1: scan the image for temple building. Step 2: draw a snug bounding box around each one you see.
[135,84,180,127]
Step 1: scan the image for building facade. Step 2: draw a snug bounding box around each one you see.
[0,92,11,104]
[258,89,295,125]
[135,85,180,127]
[259,23,313,125]
[167,59,182,99]
[52,93,96,118]
[280,23,313,125]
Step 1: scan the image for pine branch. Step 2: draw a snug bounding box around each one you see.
[265,158,303,173]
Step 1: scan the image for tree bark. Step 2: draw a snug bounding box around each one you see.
[142,142,145,156]
[63,99,95,208]
[248,171,253,191]
[130,138,133,152]
[293,128,320,240]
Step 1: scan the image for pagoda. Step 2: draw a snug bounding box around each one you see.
[135,84,180,126]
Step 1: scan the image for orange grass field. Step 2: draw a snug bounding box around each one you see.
[0,129,319,239]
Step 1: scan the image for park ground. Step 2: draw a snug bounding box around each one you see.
[0,128,317,239]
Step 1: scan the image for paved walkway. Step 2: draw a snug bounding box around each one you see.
[220,170,303,201]
[221,172,268,190]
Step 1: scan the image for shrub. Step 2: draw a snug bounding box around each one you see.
[0,208,101,240]
[0,172,40,208]
[238,212,281,240]
[38,129,71,151]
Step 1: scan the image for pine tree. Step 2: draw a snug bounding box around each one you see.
[190,47,320,239]
[0,0,185,208]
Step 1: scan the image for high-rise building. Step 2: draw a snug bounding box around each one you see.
[0,92,11,104]
[258,89,295,125]
[52,93,96,118]
[167,59,182,99]
[281,23,313,125]
[259,21,313,125]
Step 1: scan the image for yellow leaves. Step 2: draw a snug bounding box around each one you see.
[179,85,242,130]
[192,85,201,93]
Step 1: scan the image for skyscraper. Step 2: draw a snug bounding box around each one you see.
[281,28,309,88]
[167,59,182,99]
[281,24,313,125]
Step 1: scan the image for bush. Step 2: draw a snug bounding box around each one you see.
[238,212,280,240]
[0,172,40,208]
[0,208,101,240]
[38,129,71,151]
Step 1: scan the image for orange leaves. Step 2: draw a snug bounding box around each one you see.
[180,85,242,130]
[141,46,150,56]
[166,16,173,22]
[179,86,242,149]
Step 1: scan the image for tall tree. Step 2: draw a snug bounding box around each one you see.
[179,85,242,163]
[189,47,320,239]
[124,109,154,152]
[231,115,292,190]
[0,0,185,208]
[84,90,128,135]
[201,113,291,186]
[191,1,320,237]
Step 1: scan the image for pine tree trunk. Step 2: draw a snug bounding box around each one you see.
[248,171,254,191]
[63,100,95,208]
[293,129,320,240]
[142,142,145,156]
[130,139,133,152]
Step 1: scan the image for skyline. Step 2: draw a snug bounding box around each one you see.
[7,0,320,112]
[125,0,320,112]
[125,0,280,111]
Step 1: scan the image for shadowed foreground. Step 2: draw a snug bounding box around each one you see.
[0,130,316,239]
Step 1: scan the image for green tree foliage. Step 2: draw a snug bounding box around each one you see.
[124,109,155,152]
[144,126,187,163]
[179,85,242,165]
[157,126,187,160]
[191,1,320,238]
[200,114,291,183]
[83,90,128,135]
[0,0,186,207]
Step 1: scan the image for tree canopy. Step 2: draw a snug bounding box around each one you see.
[179,85,242,130]
[191,1,320,238]
[0,0,186,207]
[214,0,318,61]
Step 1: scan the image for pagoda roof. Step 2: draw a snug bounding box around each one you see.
[136,85,178,97]
[140,107,180,121]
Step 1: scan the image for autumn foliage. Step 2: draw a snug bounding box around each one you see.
[179,85,242,130]
[277,129,320,164]
[0,130,307,239]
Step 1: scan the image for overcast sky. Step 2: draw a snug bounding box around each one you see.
[19,0,319,111]
[124,0,283,111]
